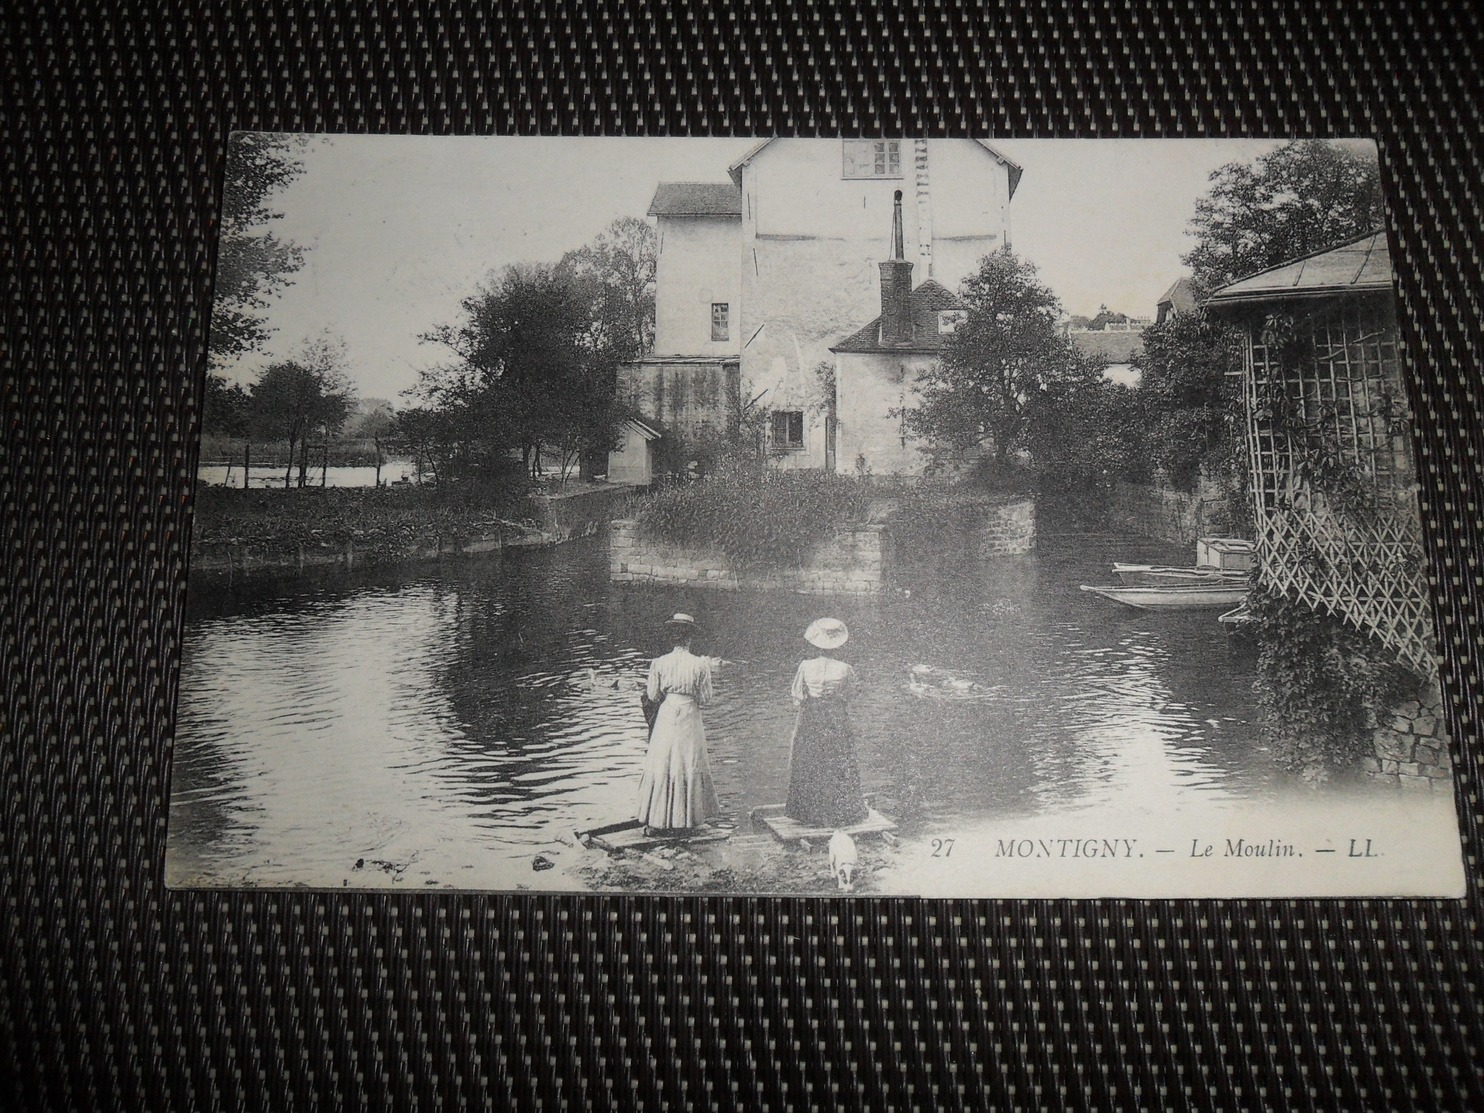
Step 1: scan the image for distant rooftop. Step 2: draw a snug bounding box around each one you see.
[1156,277,1199,321]
[648,182,743,218]
[1206,232,1393,308]
[1069,329,1142,364]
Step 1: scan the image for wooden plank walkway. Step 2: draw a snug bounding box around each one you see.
[575,819,735,854]
[749,804,898,846]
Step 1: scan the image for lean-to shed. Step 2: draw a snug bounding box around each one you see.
[1206,232,1433,672]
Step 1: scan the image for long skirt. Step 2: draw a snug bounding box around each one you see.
[636,694,720,829]
[785,697,868,828]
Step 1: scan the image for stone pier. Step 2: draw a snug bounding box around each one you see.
[609,519,890,595]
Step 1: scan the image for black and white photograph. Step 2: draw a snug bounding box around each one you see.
[166,135,1465,897]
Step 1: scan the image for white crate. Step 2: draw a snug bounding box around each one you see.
[1197,537,1255,571]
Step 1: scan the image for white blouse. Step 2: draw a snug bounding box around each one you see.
[792,656,857,701]
[647,648,716,705]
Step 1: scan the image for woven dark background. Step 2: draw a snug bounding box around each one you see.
[4,0,1481,1108]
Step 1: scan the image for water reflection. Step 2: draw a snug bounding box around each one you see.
[168,529,1280,890]
[196,460,418,489]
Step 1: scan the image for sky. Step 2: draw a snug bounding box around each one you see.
[226,136,1296,402]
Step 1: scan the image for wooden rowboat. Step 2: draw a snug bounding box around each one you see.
[1217,603,1256,629]
[1115,560,1252,587]
[1080,582,1249,609]
[1111,562,1250,587]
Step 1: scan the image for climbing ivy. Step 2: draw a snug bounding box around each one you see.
[1247,581,1415,783]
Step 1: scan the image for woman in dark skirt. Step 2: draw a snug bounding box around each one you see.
[784,618,868,828]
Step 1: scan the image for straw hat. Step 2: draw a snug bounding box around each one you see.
[804,617,849,650]
[664,612,698,630]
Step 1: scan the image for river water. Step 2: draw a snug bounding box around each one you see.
[165,521,1333,893]
[196,460,419,489]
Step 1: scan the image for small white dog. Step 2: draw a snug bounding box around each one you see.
[828,830,858,893]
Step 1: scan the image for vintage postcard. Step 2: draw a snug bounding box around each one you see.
[166,135,1465,897]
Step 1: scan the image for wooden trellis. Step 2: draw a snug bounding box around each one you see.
[1237,299,1434,672]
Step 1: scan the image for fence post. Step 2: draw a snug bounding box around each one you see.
[321,442,328,488]
[243,442,251,490]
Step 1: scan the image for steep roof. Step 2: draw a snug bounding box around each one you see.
[1205,232,1393,310]
[623,415,665,440]
[1156,276,1199,318]
[647,182,743,218]
[727,139,1023,198]
[831,280,967,354]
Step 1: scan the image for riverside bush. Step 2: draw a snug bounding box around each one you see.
[1248,582,1414,783]
[635,464,871,569]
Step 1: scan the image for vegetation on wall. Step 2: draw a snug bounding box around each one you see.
[635,462,871,570]
[1090,140,1387,521]
[1247,582,1414,783]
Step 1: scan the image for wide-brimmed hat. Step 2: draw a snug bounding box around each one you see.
[804,617,849,649]
[664,612,698,630]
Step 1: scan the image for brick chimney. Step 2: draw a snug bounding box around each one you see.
[878,189,914,346]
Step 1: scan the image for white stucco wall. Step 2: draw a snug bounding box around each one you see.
[734,139,1012,470]
[835,352,935,476]
[607,423,654,485]
[654,214,742,356]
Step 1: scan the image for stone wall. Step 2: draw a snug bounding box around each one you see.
[191,532,516,583]
[191,484,635,585]
[1363,676,1455,793]
[609,519,889,595]
[979,498,1036,556]
[534,483,635,541]
[1105,480,1230,545]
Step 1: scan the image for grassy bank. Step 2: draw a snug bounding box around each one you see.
[191,484,539,559]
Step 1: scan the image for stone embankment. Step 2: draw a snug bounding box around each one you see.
[1363,677,1454,793]
[1104,480,1230,546]
[609,520,890,595]
[190,483,633,583]
[976,497,1036,556]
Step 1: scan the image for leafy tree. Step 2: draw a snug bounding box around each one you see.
[209,133,310,365]
[906,250,1102,475]
[556,216,657,360]
[202,372,251,437]
[1184,140,1383,292]
[1106,141,1379,515]
[391,405,456,486]
[417,263,627,483]
[1026,377,1144,501]
[248,335,353,488]
[1129,312,1241,488]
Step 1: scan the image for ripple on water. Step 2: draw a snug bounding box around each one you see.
[169,535,1274,889]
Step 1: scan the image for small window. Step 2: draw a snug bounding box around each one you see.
[842,140,902,179]
[937,309,967,335]
[770,410,805,450]
[711,302,730,342]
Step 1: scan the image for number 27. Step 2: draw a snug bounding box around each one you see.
[931,838,955,858]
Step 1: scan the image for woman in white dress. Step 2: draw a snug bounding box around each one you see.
[636,613,722,833]
[785,617,868,828]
